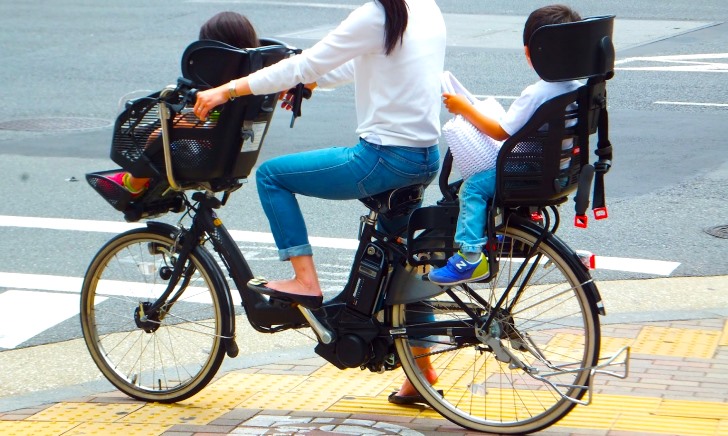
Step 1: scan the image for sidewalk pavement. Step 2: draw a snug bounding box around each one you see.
[1,277,727,436]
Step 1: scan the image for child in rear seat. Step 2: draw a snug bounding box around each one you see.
[427,4,583,286]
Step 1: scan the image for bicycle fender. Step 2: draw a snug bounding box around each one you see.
[546,233,605,315]
[385,263,446,306]
[514,217,605,315]
[144,221,239,356]
[146,221,180,238]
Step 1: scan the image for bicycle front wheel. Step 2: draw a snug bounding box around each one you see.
[80,226,227,402]
[392,222,600,434]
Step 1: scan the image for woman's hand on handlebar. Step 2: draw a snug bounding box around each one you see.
[280,83,316,111]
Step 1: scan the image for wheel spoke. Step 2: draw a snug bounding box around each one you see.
[80,229,226,402]
[393,224,600,434]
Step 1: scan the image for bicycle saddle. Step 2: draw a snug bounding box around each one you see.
[359,184,424,218]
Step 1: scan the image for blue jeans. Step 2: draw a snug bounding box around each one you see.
[455,169,496,254]
[256,139,440,260]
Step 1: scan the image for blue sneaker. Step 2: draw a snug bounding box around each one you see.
[427,251,490,286]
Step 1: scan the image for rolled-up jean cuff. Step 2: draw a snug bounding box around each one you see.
[460,243,486,254]
[278,243,313,261]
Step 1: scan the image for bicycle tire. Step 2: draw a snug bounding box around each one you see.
[80,226,228,402]
[391,220,600,434]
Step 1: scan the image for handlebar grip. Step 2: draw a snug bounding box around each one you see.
[289,83,311,128]
[438,149,454,201]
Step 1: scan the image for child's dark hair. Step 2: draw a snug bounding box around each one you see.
[523,4,582,46]
[199,11,259,48]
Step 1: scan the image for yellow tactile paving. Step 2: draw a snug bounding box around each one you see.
[720,319,728,346]
[632,326,720,358]
[7,378,728,436]
[556,404,619,430]
[598,335,635,356]
[62,422,171,436]
[612,411,720,436]
[328,394,423,417]
[0,421,78,436]
[719,419,728,436]
[560,394,661,429]
[656,399,728,420]
[26,403,143,423]
[180,384,255,409]
[5,322,728,436]
[116,402,227,426]
[182,372,306,409]
[309,364,399,397]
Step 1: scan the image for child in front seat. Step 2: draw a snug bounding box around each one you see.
[109,11,260,197]
[427,4,583,286]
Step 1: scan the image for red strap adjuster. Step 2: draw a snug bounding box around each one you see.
[574,214,588,228]
[594,207,609,220]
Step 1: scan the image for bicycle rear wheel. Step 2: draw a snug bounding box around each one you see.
[392,221,600,434]
[80,226,227,402]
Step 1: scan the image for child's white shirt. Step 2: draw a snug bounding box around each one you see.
[500,79,582,136]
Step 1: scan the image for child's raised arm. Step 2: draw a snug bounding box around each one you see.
[443,93,510,141]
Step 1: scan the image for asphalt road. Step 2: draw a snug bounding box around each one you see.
[0,0,726,354]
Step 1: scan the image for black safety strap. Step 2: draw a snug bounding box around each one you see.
[592,100,612,221]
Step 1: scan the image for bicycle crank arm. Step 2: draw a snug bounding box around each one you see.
[298,306,335,344]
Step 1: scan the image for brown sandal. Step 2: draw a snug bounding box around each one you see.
[387,389,443,405]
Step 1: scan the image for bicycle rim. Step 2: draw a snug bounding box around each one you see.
[392,224,600,434]
[80,228,226,402]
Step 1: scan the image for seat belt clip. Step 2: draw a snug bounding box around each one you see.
[594,207,608,220]
[575,214,588,228]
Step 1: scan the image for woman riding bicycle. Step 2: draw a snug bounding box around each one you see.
[194,0,445,403]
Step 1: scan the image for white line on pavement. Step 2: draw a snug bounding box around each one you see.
[0,215,358,250]
[0,290,93,349]
[654,101,728,107]
[0,215,680,275]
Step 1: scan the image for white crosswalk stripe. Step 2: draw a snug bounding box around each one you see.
[0,215,680,350]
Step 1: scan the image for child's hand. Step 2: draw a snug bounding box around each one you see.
[442,93,472,116]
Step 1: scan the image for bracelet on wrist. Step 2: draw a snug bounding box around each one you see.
[228,80,238,101]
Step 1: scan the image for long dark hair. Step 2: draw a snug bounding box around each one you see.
[378,0,408,55]
[199,11,259,48]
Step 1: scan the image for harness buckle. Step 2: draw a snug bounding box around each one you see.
[574,214,588,228]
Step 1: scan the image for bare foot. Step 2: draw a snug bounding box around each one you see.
[396,366,438,397]
[265,277,322,298]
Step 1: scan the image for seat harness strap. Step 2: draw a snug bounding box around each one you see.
[592,100,612,221]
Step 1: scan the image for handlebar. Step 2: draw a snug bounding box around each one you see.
[156,73,311,191]
[288,83,312,128]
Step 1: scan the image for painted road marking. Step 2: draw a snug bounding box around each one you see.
[0,215,358,250]
[0,215,680,275]
[654,101,728,108]
[596,257,680,276]
[0,290,100,349]
[615,53,728,72]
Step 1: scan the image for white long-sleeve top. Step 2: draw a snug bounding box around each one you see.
[247,0,446,147]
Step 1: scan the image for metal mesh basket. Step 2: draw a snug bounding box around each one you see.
[109,89,276,185]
